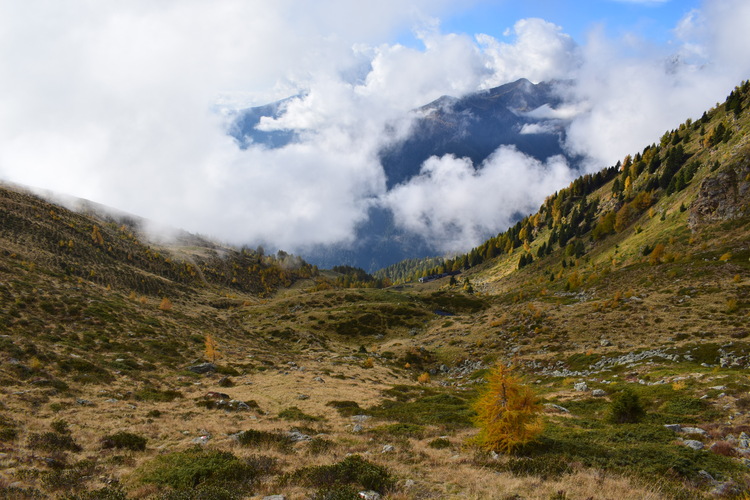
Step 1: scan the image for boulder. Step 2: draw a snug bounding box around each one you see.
[188,363,217,374]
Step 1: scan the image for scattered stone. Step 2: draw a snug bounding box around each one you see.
[681,427,708,436]
[288,430,311,442]
[545,403,570,413]
[192,435,210,445]
[205,391,231,400]
[600,339,612,347]
[188,363,217,374]
[682,439,704,451]
[352,424,364,433]
[381,444,395,453]
[664,424,682,432]
[263,495,286,500]
[358,491,381,500]
[297,394,310,400]
[403,479,416,488]
[591,389,607,397]
[574,382,588,392]
[105,398,118,403]
[710,481,740,497]
[76,398,94,406]
[313,376,325,383]
[351,415,372,422]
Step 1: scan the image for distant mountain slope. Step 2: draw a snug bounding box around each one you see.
[229,79,570,189]
[379,78,571,188]
[229,79,571,270]
[380,80,750,286]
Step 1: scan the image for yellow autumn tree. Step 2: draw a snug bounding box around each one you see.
[471,364,543,454]
[204,334,220,363]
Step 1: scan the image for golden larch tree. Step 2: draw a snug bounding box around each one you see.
[471,364,543,454]
[204,334,220,363]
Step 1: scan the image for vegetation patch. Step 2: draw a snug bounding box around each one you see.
[285,455,394,494]
[278,406,322,422]
[235,429,294,452]
[134,386,183,402]
[325,400,362,417]
[134,447,261,493]
[369,391,474,427]
[101,431,147,451]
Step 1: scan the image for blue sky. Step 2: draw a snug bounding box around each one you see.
[437,0,701,45]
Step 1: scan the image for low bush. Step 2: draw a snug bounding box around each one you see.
[286,455,394,494]
[134,387,182,402]
[608,388,645,424]
[325,401,362,417]
[235,429,293,452]
[427,437,451,449]
[101,431,147,451]
[28,431,82,452]
[135,448,259,492]
[278,406,321,422]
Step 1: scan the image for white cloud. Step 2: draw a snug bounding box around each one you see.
[0,0,748,260]
[477,18,580,87]
[381,148,574,253]
[562,0,750,170]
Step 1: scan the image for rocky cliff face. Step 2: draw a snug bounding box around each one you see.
[689,144,750,229]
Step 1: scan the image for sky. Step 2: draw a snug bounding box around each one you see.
[0,0,749,258]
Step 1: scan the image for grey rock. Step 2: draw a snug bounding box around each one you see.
[288,430,311,442]
[76,398,94,406]
[352,424,364,433]
[591,389,607,397]
[297,394,310,400]
[664,424,682,432]
[187,363,217,374]
[358,492,381,500]
[681,426,708,436]
[381,444,395,453]
[313,376,325,383]
[574,382,588,392]
[192,435,210,445]
[710,481,740,497]
[600,339,612,347]
[263,496,287,500]
[545,403,570,413]
[351,415,372,422]
[682,439,704,451]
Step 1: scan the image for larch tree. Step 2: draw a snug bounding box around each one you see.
[471,364,543,454]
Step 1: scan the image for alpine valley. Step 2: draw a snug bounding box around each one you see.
[0,80,749,500]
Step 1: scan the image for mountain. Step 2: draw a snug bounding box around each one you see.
[379,78,572,188]
[0,81,749,499]
[230,79,572,271]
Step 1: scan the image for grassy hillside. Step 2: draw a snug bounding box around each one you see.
[0,82,748,499]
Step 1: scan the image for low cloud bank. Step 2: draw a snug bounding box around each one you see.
[0,1,749,256]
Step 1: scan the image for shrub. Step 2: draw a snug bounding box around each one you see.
[288,455,394,493]
[471,364,543,453]
[608,388,645,424]
[134,387,182,402]
[325,401,362,417]
[28,431,82,452]
[278,406,321,422]
[101,431,147,451]
[417,372,431,384]
[135,448,258,491]
[428,438,451,449]
[235,429,293,452]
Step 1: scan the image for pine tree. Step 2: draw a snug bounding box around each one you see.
[471,364,543,454]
